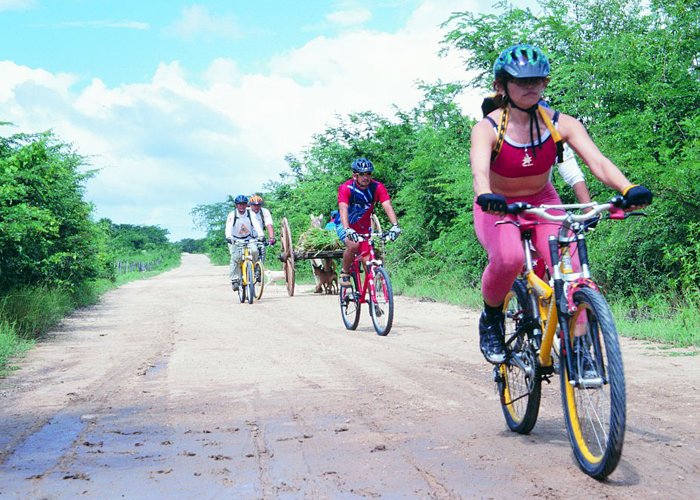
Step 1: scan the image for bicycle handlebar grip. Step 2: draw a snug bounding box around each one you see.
[610,195,625,208]
[506,202,531,214]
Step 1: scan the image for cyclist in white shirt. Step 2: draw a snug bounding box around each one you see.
[225,195,259,291]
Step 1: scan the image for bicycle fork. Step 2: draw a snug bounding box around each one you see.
[548,235,605,388]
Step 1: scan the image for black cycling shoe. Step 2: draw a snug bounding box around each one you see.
[479,311,506,364]
[231,280,239,291]
[254,268,261,283]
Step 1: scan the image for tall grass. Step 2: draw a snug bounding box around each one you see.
[613,295,700,347]
[0,320,33,375]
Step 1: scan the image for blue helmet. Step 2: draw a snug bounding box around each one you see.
[234,194,248,205]
[351,158,374,173]
[493,44,550,80]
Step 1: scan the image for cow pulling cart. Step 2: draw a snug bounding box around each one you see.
[278,215,382,296]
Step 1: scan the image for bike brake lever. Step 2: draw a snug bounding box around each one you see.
[495,220,520,227]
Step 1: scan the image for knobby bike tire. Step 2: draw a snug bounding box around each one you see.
[560,287,625,479]
[246,262,255,304]
[237,268,246,303]
[498,278,542,434]
[254,260,265,300]
[339,271,361,330]
[369,266,394,336]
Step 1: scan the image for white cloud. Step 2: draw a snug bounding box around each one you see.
[1,0,498,240]
[325,8,372,26]
[164,4,242,41]
[55,20,149,30]
[0,0,35,12]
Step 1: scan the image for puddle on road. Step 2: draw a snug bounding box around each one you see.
[3,415,86,472]
[144,359,168,377]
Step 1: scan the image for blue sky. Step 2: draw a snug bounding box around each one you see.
[1,0,537,240]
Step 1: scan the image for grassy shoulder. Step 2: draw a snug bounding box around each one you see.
[390,268,700,350]
[0,256,181,376]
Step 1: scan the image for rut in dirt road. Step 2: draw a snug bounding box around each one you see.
[0,254,698,498]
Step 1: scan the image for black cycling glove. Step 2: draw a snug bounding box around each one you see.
[476,193,508,213]
[621,185,653,208]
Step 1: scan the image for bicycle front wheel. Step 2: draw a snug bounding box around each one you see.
[246,262,255,304]
[339,274,360,330]
[560,287,625,479]
[498,279,541,434]
[254,260,265,300]
[237,270,246,303]
[369,266,393,336]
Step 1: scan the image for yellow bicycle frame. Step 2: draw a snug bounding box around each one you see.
[238,244,254,285]
[525,270,558,369]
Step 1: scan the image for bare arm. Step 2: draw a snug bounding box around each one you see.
[572,181,592,205]
[338,202,350,229]
[380,200,398,226]
[470,118,497,196]
[559,114,633,193]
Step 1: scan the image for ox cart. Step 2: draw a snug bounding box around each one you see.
[278,215,382,296]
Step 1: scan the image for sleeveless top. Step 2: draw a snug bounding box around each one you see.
[486,111,560,178]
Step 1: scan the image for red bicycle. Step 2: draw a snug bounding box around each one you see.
[339,232,394,336]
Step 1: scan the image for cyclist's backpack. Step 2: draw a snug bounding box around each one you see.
[491,104,564,164]
[349,180,378,207]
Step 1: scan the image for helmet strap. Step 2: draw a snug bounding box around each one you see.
[509,100,543,158]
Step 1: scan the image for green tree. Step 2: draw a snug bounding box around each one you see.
[0,130,106,292]
[442,0,700,297]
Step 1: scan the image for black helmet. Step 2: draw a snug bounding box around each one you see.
[351,158,374,173]
[493,44,550,80]
[234,194,248,205]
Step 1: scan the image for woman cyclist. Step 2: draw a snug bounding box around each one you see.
[471,44,653,364]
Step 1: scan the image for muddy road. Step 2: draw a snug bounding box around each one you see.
[0,254,697,498]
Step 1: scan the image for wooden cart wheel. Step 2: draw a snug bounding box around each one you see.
[281,217,295,296]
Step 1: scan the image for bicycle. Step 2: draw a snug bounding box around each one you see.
[233,241,256,304]
[493,196,643,479]
[339,231,394,336]
[253,238,270,301]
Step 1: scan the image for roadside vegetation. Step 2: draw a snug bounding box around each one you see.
[194,0,699,348]
[0,129,180,373]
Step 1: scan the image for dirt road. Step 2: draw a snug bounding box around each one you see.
[0,254,697,498]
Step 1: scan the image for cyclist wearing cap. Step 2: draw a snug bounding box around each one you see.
[471,43,653,364]
[225,194,259,291]
[249,194,276,250]
[337,158,401,287]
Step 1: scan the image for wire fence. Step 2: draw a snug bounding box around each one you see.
[114,260,162,275]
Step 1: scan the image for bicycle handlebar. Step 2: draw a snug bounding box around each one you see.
[356,231,392,242]
[505,195,644,223]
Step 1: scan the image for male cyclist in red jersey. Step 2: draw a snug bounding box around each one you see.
[337,158,401,287]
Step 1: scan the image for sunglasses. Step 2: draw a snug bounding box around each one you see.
[356,172,372,177]
[512,77,546,86]
[250,203,262,206]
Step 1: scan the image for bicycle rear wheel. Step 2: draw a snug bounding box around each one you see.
[369,266,393,336]
[560,287,625,479]
[339,273,360,330]
[498,279,542,434]
[254,260,265,300]
[246,262,255,304]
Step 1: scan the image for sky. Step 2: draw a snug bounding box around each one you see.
[0,0,538,241]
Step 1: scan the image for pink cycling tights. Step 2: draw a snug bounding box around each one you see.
[473,183,574,307]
